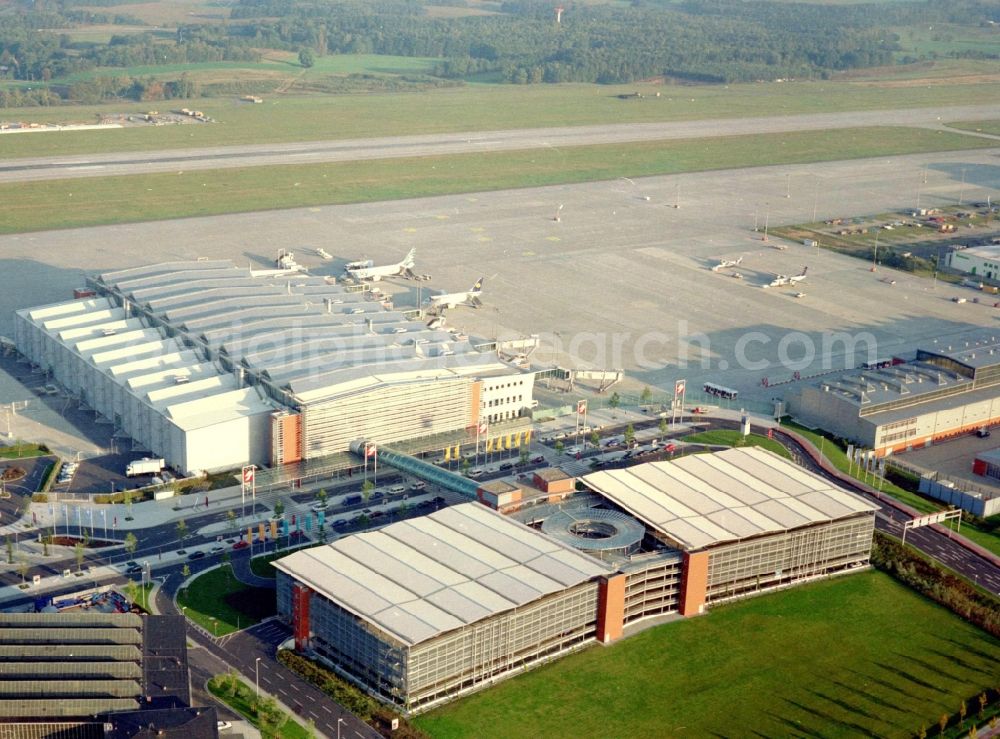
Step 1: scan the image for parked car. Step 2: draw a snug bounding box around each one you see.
[310,501,328,512]
[331,519,347,528]
[389,484,406,494]
[187,550,206,561]
[232,540,249,550]
[343,495,361,506]
[125,564,143,575]
[530,455,545,464]
[977,427,991,438]
[565,446,583,456]
[409,481,427,491]
[210,545,225,554]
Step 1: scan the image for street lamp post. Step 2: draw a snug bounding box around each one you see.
[255,657,261,698]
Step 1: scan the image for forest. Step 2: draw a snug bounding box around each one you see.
[1,0,998,106]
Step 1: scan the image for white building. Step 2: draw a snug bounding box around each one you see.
[14,261,534,474]
[944,244,1000,280]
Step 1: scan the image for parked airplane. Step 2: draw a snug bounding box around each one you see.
[764,266,808,288]
[711,256,743,272]
[426,277,485,311]
[345,248,416,281]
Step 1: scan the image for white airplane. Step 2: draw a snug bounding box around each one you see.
[426,277,485,311]
[764,266,807,289]
[345,248,416,281]
[711,256,743,272]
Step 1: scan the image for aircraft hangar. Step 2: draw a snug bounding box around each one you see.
[12,260,534,474]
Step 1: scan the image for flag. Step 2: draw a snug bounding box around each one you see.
[259,522,266,540]
[269,520,277,539]
[317,510,325,527]
[281,519,289,537]
[523,430,532,444]
[478,420,487,434]
[365,443,377,458]
[846,444,854,462]
[443,446,452,462]
[248,526,254,542]
[305,515,312,531]
[577,399,587,415]
[486,438,494,452]
[512,434,521,448]
[767,428,774,439]
[453,444,460,459]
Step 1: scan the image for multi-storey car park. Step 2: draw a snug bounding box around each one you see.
[12,260,535,475]
[785,329,1000,456]
[273,447,876,713]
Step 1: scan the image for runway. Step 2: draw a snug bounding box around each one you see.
[3,103,1000,183]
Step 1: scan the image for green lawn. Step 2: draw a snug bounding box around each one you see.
[208,674,312,739]
[415,572,1000,738]
[783,422,1000,558]
[249,545,311,579]
[2,126,992,234]
[177,565,275,636]
[4,69,1000,159]
[950,119,1000,136]
[0,443,48,459]
[683,429,792,459]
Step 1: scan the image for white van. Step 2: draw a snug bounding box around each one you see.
[388,484,407,495]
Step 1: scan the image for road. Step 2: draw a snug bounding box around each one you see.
[4,104,1000,183]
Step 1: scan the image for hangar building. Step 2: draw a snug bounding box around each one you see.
[274,447,875,712]
[785,330,1000,456]
[13,261,534,474]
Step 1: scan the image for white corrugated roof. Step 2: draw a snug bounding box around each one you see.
[582,447,877,551]
[272,502,612,647]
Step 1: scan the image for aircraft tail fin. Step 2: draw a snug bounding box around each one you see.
[471,277,485,293]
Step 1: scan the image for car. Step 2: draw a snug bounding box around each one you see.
[310,501,328,512]
[362,508,372,515]
[433,496,446,505]
[409,481,427,491]
[125,564,142,575]
[343,495,361,506]
[331,519,347,528]
[418,500,434,509]
[370,492,385,501]
[124,560,139,569]
[210,545,225,554]
[187,550,206,561]
[388,484,406,494]
[530,455,545,464]
[232,540,249,550]
[498,462,514,471]
[484,466,499,474]
[468,468,485,478]
[370,511,385,519]
[217,721,233,732]
[176,549,187,556]
[564,446,583,456]
[977,427,991,438]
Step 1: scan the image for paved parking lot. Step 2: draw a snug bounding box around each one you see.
[896,432,1000,493]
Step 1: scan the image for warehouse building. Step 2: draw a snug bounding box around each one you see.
[944,244,1000,280]
[785,330,1000,455]
[13,261,534,474]
[275,447,875,712]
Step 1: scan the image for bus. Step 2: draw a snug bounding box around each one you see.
[861,358,896,370]
[703,382,738,401]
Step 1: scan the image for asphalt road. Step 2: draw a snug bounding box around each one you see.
[5,104,1000,183]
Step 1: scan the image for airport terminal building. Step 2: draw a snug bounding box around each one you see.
[785,331,1000,456]
[13,261,534,474]
[274,448,875,712]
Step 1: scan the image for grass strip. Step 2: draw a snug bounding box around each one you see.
[207,673,312,739]
[1,126,993,234]
[4,71,1000,159]
[683,429,791,459]
[783,421,1000,558]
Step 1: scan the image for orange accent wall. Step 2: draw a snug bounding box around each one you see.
[596,574,626,643]
[680,551,709,617]
[292,584,311,651]
[470,381,482,427]
[281,413,303,464]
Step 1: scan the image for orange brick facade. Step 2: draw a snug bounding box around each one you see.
[679,551,709,616]
[596,573,626,643]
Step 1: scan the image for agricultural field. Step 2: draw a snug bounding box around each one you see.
[2,126,993,234]
[415,572,1000,738]
[5,66,1000,159]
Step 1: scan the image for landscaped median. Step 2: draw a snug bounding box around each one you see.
[683,429,791,459]
[207,672,312,739]
[177,563,275,637]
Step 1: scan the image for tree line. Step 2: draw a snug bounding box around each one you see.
[1,0,999,107]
